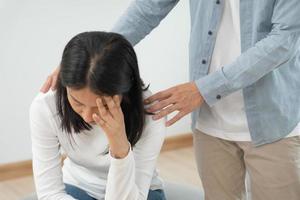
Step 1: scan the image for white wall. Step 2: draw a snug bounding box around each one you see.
[0,0,191,164]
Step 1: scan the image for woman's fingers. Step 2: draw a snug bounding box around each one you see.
[94,95,124,132]
[93,113,113,135]
[113,95,121,106]
[103,96,122,119]
[92,113,105,126]
[96,98,114,125]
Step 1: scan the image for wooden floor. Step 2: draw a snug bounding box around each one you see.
[0,147,202,200]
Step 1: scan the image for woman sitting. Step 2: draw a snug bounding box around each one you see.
[30,31,166,200]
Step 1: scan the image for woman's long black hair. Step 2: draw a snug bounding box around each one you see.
[56,31,149,147]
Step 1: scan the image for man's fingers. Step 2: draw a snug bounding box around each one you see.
[40,76,52,93]
[147,98,175,112]
[50,66,60,91]
[50,73,58,91]
[144,90,173,105]
[166,111,187,127]
[152,105,178,120]
[40,66,60,93]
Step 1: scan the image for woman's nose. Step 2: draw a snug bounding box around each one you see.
[81,108,94,124]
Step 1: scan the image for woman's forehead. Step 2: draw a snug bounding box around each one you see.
[67,87,101,106]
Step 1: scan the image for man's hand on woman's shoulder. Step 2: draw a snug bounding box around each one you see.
[40,66,60,93]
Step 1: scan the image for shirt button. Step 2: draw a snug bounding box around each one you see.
[208,30,213,35]
[216,95,221,100]
[216,0,220,4]
[202,59,207,64]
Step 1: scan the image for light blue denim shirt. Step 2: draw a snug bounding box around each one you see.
[112,0,300,146]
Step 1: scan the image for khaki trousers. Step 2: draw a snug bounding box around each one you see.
[193,129,300,200]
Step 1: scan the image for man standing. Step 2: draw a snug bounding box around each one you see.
[42,0,300,199]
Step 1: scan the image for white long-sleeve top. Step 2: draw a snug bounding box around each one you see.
[29,90,165,200]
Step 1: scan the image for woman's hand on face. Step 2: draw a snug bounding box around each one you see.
[40,66,60,93]
[92,95,130,159]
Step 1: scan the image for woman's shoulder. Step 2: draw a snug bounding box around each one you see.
[133,90,166,155]
[30,90,57,120]
[142,89,152,100]
[141,89,166,138]
[142,89,153,110]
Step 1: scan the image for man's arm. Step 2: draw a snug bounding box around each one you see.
[146,0,300,126]
[196,0,300,106]
[111,0,180,45]
[40,0,179,93]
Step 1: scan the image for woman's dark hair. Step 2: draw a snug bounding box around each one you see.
[56,31,149,147]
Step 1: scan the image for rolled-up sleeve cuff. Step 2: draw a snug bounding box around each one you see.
[195,68,234,107]
[109,143,133,166]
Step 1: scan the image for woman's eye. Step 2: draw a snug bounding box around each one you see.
[74,102,83,107]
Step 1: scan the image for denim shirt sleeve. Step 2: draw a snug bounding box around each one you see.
[111,0,179,45]
[196,0,300,107]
